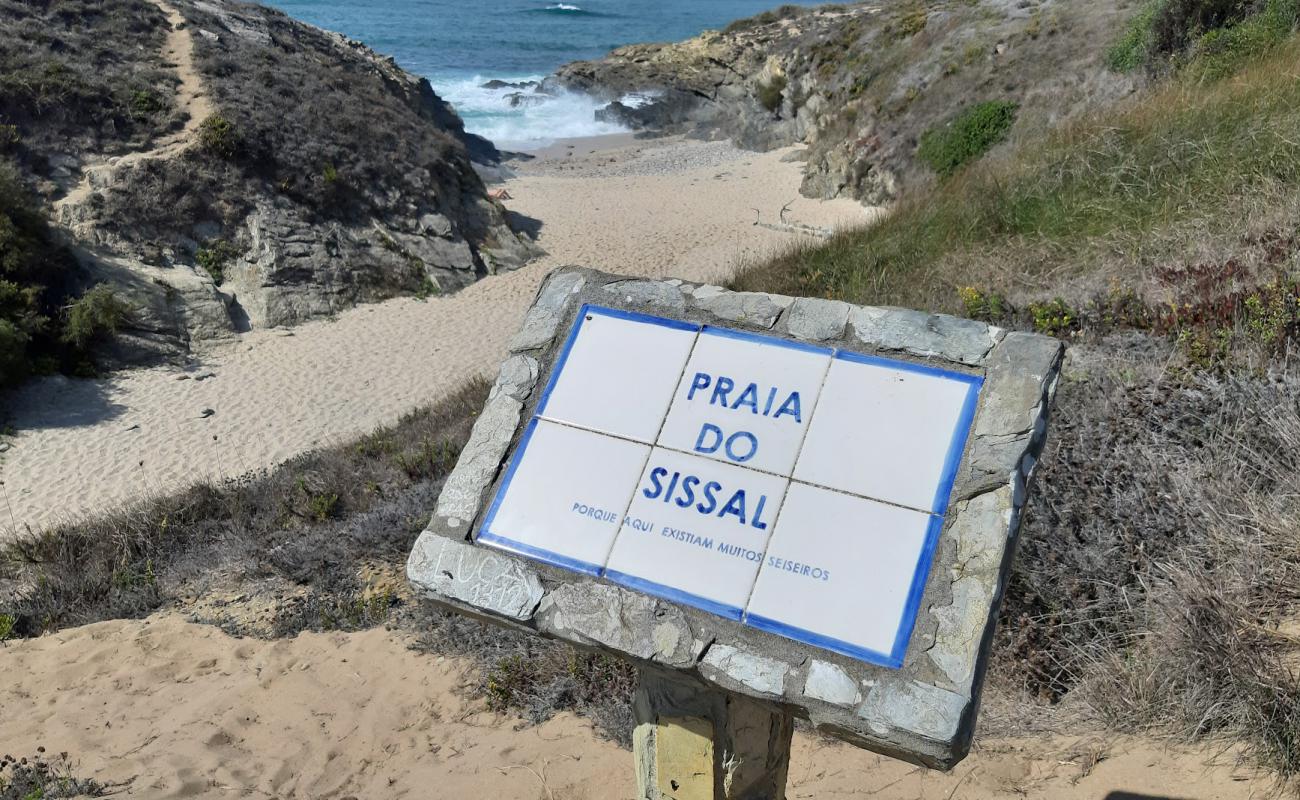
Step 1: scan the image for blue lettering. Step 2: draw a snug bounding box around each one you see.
[725,431,758,463]
[663,470,681,503]
[694,423,723,455]
[643,467,667,499]
[762,386,777,416]
[687,372,711,401]
[710,376,734,407]
[750,493,770,530]
[697,481,721,515]
[719,490,747,524]
[676,475,699,508]
[774,391,803,423]
[732,383,759,413]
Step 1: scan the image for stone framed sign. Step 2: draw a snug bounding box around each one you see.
[408,267,1062,769]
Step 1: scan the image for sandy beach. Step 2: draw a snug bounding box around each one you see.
[0,137,864,538]
[0,614,1269,798]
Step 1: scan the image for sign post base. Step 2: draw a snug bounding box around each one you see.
[633,669,794,800]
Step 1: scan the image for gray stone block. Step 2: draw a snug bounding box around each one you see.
[926,487,1012,693]
[804,660,862,706]
[700,644,788,696]
[510,270,587,351]
[689,285,789,328]
[432,391,522,530]
[537,583,700,668]
[602,279,688,312]
[848,306,1001,366]
[407,531,544,621]
[784,297,851,341]
[491,353,539,402]
[858,679,967,743]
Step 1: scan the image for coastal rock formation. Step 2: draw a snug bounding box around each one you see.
[551,1,1135,204]
[0,0,535,361]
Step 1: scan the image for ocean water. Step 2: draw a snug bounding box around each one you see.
[262,0,823,149]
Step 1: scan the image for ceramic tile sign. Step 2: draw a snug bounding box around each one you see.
[475,303,984,669]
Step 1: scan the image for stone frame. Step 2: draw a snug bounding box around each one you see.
[407,266,1063,769]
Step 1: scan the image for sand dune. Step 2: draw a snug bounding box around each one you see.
[0,614,1268,798]
[1,139,864,538]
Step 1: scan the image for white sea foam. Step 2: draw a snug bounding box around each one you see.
[547,3,582,10]
[435,73,634,150]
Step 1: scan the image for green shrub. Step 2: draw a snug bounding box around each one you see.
[1189,0,1300,78]
[917,100,1018,177]
[415,273,438,300]
[195,239,239,284]
[0,160,85,387]
[1107,2,1160,70]
[198,113,237,158]
[129,88,164,118]
[723,4,805,33]
[61,285,131,350]
[957,286,1009,322]
[756,74,787,113]
[1107,0,1300,73]
[1027,297,1078,336]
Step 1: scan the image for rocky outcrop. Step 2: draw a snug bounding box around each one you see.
[1,0,536,360]
[551,0,1135,204]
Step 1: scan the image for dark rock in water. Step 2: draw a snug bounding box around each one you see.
[595,90,702,131]
[481,79,539,91]
[505,91,548,109]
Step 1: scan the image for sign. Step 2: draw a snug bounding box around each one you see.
[407,268,1062,770]
[477,305,982,668]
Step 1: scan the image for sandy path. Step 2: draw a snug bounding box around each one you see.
[55,0,213,220]
[1,141,864,537]
[0,614,1270,798]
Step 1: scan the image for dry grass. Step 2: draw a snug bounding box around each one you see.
[0,376,640,745]
[733,29,1300,786]
[994,352,1300,782]
[733,37,1300,316]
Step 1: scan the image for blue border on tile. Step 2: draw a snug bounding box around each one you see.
[604,569,745,621]
[476,529,604,576]
[534,303,700,420]
[833,349,984,385]
[476,416,607,577]
[744,614,901,669]
[931,379,983,516]
[832,349,984,516]
[889,513,946,662]
[743,512,944,669]
[701,325,835,356]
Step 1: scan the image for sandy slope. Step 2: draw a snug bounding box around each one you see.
[0,139,864,538]
[0,614,1269,799]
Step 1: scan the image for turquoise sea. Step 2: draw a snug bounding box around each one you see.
[262,0,823,149]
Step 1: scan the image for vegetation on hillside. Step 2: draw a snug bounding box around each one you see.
[1108,0,1300,76]
[916,100,1018,178]
[734,6,1300,783]
[0,164,129,387]
[0,0,180,172]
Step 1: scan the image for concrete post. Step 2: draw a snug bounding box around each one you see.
[633,668,794,800]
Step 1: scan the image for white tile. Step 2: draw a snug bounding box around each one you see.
[604,447,788,619]
[657,328,832,476]
[793,353,981,514]
[537,306,698,443]
[744,482,938,665]
[479,419,649,574]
